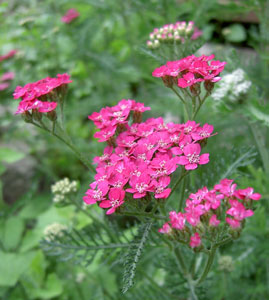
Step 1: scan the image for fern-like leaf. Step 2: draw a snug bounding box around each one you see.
[122,221,152,294]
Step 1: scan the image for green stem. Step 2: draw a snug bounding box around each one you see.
[249,122,269,175]
[167,170,188,203]
[116,211,166,220]
[174,246,198,300]
[170,86,186,105]
[139,269,181,300]
[215,237,232,247]
[67,197,118,243]
[192,92,209,119]
[31,121,95,173]
[178,176,187,211]
[174,246,188,275]
[196,244,217,285]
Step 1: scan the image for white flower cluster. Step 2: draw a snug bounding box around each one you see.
[43,222,68,242]
[51,177,78,203]
[218,255,234,272]
[211,68,252,102]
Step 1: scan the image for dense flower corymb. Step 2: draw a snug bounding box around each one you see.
[152,54,226,91]
[0,72,15,91]
[84,100,214,215]
[13,73,72,115]
[0,49,17,62]
[159,179,261,249]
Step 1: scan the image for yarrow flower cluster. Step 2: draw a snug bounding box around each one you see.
[43,223,68,242]
[13,73,72,116]
[0,49,17,62]
[61,8,80,24]
[147,21,202,49]
[159,179,261,249]
[51,178,78,203]
[211,68,252,102]
[84,99,213,214]
[152,54,226,92]
[0,71,15,91]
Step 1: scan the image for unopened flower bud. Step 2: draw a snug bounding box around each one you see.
[153,40,160,49]
[190,83,201,96]
[47,110,57,121]
[22,111,33,123]
[149,33,155,40]
[174,35,182,44]
[32,109,42,121]
[167,33,173,41]
[204,80,215,93]
[147,40,153,49]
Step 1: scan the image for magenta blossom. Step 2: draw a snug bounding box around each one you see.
[159,179,260,248]
[209,214,220,227]
[158,223,172,234]
[152,54,226,89]
[169,211,186,230]
[190,233,201,248]
[99,188,125,215]
[178,72,202,88]
[0,49,17,62]
[235,187,261,201]
[177,143,209,170]
[61,8,80,24]
[84,100,216,214]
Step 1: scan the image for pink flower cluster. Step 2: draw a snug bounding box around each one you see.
[0,49,17,62]
[84,100,213,215]
[152,54,226,90]
[159,179,261,248]
[0,72,15,91]
[0,50,17,91]
[147,21,202,49]
[13,74,72,115]
[61,9,80,24]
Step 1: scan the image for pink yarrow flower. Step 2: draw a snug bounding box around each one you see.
[190,232,201,248]
[13,74,72,115]
[0,49,17,62]
[152,54,226,89]
[158,223,172,234]
[169,211,186,230]
[61,9,80,24]
[235,187,261,201]
[209,214,220,227]
[177,143,209,170]
[99,188,125,215]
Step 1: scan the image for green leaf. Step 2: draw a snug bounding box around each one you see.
[0,147,25,164]
[122,222,152,293]
[222,24,247,43]
[0,251,35,286]
[27,273,63,299]
[2,217,24,251]
[0,162,6,176]
[20,229,44,252]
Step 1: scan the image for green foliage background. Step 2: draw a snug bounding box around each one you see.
[0,0,269,299]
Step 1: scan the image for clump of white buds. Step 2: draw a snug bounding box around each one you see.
[43,223,68,241]
[146,21,202,49]
[51,177,78,203]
